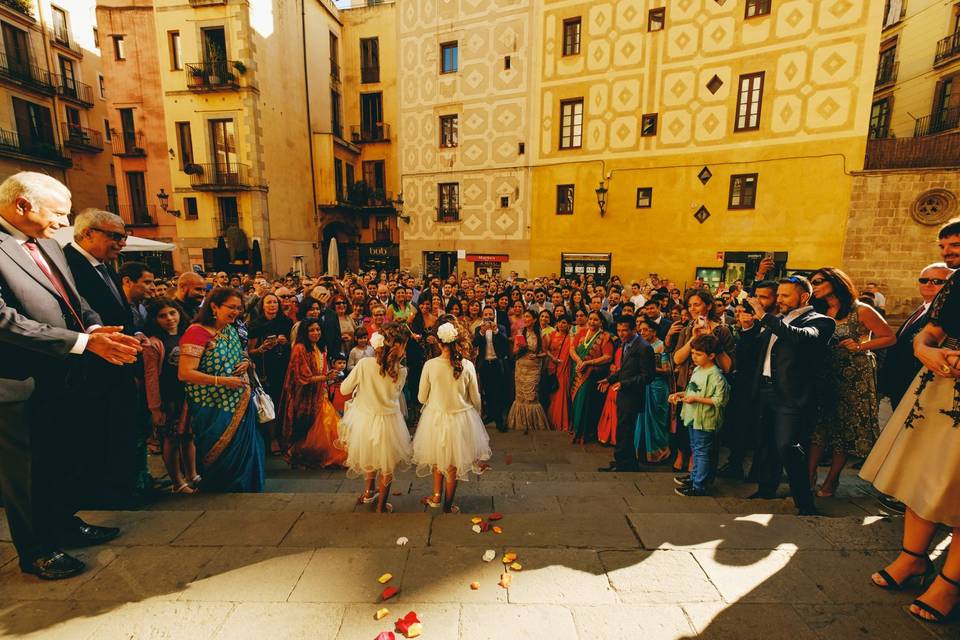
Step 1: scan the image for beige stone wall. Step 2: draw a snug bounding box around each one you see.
[843,169,958,319]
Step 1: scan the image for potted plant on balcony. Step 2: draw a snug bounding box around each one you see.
[232,60,246,75]
[347,180,373,207]
[188,65,205,86]
[184,163,203,176]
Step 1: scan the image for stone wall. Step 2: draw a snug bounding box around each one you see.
[843,169,959,320]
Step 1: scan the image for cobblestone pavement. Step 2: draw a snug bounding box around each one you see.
[0,424,956,639]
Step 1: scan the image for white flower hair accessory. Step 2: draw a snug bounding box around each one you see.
[437,322,459,344]
[370,332,385,349]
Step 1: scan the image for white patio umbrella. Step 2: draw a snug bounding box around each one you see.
[327,236,340,276]
[53,226,176,252]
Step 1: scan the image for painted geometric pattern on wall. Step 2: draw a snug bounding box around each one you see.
[540,0,872,158]
[399,0,533,241]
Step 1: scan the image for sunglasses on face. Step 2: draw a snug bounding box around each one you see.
[919,277,948,285]
[279,294,294,299]
[91,228,128,242]
[809,278,826,286]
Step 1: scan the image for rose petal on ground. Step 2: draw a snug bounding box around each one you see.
[375,632,395,640]
[381,586,399,601]
[492,526,503,534]
[488,513,503,521]
[395,611,421,636]
[405,622,423,638]
[375,608,390,620]
[482,549,496,562]
[510,562,522,571]
[470,581,480,590]
[396,537,408,546]
[471,517,483,525]
[471,524,482,534]
[498,573,512,588]
[378,573,393,584]
[502,552,517,564]
[480,522,490,532]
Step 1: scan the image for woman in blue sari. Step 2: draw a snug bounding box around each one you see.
[634,318,671,463]
[179,287,265,492]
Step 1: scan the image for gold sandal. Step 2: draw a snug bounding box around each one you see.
[420,492,442,508]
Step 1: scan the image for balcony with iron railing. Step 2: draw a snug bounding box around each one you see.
[935,31,960,66]
[875,58,898,89]
[350,123,390,143]
[866,131,960,170]
[61,123,103,152]
[109,203,157,227]
[0,51,55,94]
[0,0,33,19]
[111,130,146,157]
[189,163,255,190]
[185,61,241,91]
[0,128,70,166]
[55,76,94,107]
[914,107,960,137]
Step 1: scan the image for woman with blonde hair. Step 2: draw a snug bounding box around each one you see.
[337,323,412,513]
[413,320,492,513]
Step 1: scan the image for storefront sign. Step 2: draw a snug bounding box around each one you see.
[466,254,509,263]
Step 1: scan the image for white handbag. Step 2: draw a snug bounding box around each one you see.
[250,371,276,423]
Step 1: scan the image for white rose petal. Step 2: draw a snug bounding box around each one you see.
[396,536,409,546]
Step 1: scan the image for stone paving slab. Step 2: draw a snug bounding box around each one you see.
[399,547,507,604]
[86,601,236,640]
[628,513,834,550]
[682,602,819,639]
[79,510,203,546]
[265,478,344,493]
[795,603,938,640]
[491,495,562,514]
[624,495,726,514]
[0,546,115,602]
[599,550,723,604]
[282,512,431,547]
[501,548,616,605]
[288,492,364,512]
[335,602,461,640]
[571,604,698,639]
[72,546,217,602]
[288,547,409,603]
[790,549,916,605]
[0,542,17,568]
[212,602,344,640]
[429,513,640,549]
[513,480,640,497]
[801,515,905,550]
[557,495,629,514]
[460,603,579,640]
[181,546,314,602]
[692,549,831,605]
[0,601,105,639]
[172,510,301,547]
[145,493,297,511]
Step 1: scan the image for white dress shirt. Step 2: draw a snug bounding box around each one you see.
[0,217,89,353]
[762,305,813,377]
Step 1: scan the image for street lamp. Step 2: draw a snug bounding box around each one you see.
[156,188,180,217]
[595,181,608,217]
[393,191,410,223]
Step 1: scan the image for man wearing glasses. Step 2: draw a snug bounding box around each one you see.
[879,263,954,409]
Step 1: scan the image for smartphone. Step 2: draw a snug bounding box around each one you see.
[763,251,774,262]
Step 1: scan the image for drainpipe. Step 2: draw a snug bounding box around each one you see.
[301,0,320,273]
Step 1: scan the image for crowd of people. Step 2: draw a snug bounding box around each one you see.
[0,171,958,625]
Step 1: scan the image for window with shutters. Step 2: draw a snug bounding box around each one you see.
[734,72,764,132]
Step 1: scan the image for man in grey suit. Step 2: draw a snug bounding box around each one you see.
[0,172,141,579]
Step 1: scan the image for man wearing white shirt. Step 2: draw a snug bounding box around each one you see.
[747,276,835,515]
[629,281,646,309]
[865,282,886,310]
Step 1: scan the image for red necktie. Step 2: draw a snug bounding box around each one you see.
[23,240,85,330]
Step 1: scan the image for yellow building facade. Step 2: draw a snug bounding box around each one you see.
[0,0,114,212]
[397,0,536,278]
[529,0,885,285]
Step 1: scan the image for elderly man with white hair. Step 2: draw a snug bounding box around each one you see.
[0,172,141,580]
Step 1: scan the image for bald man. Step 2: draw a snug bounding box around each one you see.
[174,272,206,322]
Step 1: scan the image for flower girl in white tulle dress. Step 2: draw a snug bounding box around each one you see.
[337,324,411,513]
[413,320,492,513]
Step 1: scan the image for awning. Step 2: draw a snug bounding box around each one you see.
[54,226,176,252]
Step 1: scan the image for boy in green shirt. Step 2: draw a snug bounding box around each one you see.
[670,334,730,496]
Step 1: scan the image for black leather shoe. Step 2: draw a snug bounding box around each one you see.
[20,551,86,580]
[59,520,121,549]
[878,494,906,514]
[747,490,777,500]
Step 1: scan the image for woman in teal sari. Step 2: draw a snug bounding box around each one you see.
[179,287,265,493]
[569,311,614,444]
[634,319,671,463]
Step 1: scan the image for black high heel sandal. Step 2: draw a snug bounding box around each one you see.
[873,547,934,591]
[910,572,960,624]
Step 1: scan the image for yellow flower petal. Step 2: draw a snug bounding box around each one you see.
[374,608,389,620]
[378,573,393,584]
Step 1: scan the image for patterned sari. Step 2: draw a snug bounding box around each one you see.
[281,343,347,468]
[181,324,265,492]
[547,330,573,431]
[570,329,613,441]
[635,340,671,463]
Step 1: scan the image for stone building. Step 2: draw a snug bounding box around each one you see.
[844,0,960,318]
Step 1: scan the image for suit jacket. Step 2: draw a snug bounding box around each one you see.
[751,309,836,413]
[320,307,342,356]
[0,228,100,401]
[63,244,134,332]
[607,334,656,413]
[878,304,928,404]
[473,323,511,369]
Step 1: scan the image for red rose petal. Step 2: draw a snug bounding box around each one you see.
[505,455,513,465]
[375,633,396,640]
[479,521,490,532]
[488,512,503,521]
[381,586,399,601]
[395,611,421,635]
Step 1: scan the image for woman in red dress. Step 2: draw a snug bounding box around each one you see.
[546,314,574,432]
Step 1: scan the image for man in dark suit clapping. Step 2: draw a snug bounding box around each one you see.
[599,316,656,472]
[473,305,511,432]
[747,276,835,515]
[0,172,141,579]
[878,263,953,408]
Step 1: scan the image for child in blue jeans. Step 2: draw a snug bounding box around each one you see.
[670,334,729,496]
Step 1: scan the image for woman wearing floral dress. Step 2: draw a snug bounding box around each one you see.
[808,267,894,497]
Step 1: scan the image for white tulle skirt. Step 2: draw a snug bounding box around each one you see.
[412,407,492,480]
[337,404,413,477]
